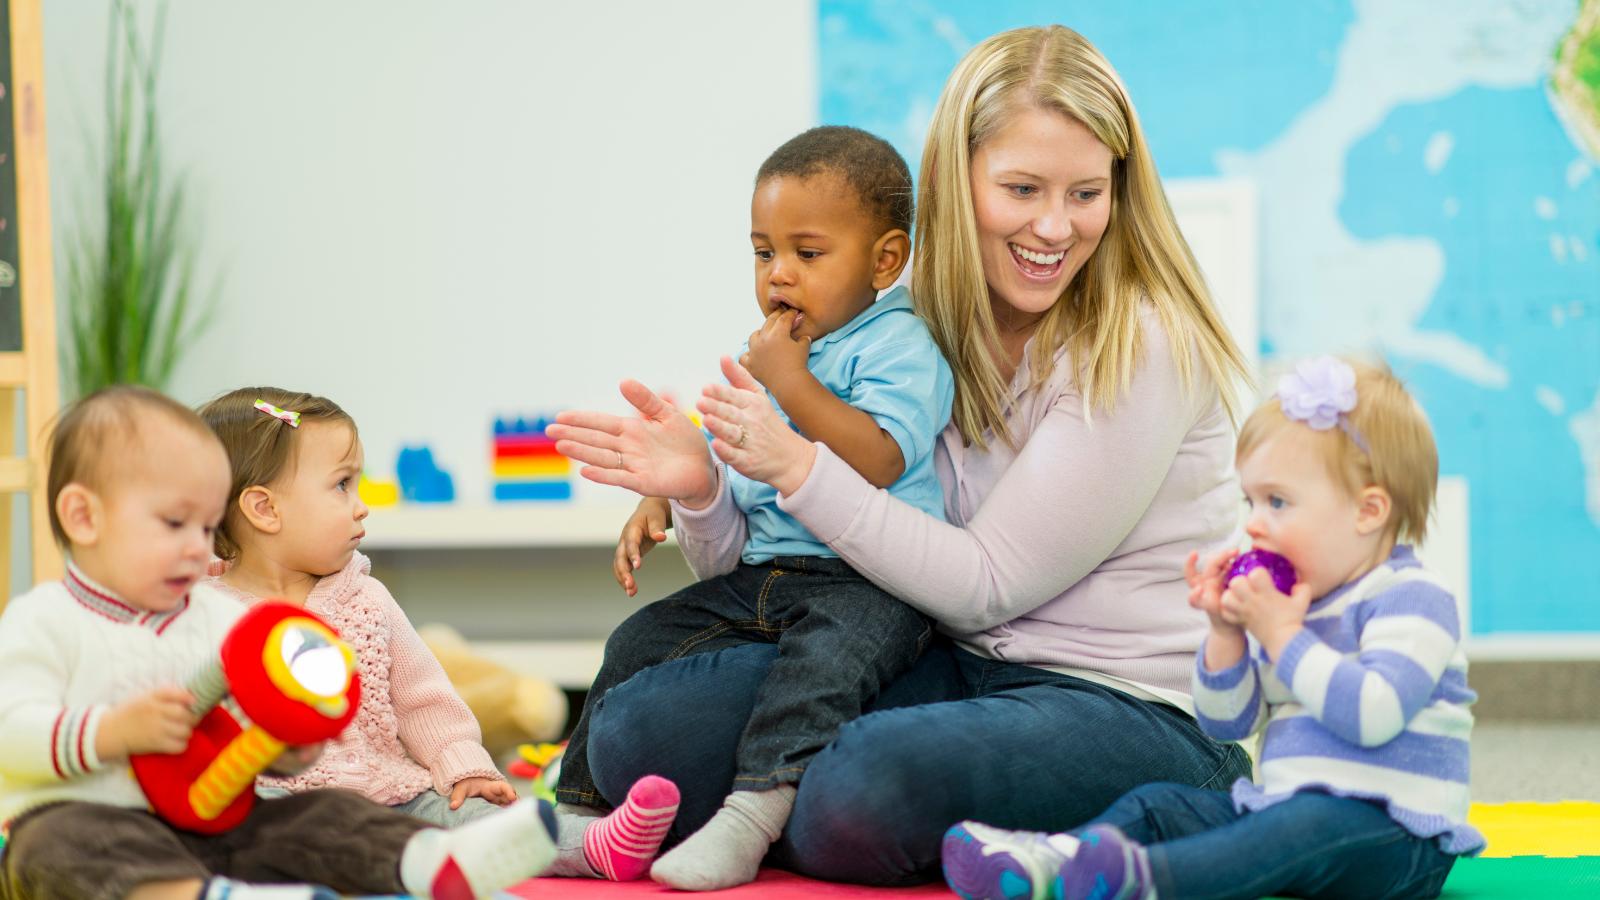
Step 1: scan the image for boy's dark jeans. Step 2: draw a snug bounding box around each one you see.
[556,556,932,808]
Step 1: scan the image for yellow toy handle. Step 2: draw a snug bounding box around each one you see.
[188,725,286,821]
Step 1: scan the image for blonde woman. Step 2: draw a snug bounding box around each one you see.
[549,25,1253,886]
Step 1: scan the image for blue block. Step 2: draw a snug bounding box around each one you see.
[396,446,455,503]
[493,481,573,501]
[494,415,555,436]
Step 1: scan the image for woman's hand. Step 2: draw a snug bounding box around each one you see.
[615,497,671,597]
[697,356,817,496]
[549,380,718,508]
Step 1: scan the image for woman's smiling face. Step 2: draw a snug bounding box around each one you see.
[969,106,1114,324]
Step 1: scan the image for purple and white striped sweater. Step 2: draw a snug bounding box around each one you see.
[1193,545,1485,855]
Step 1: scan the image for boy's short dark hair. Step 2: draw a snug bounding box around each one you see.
[46,385,218,547]
[756,126,913,235]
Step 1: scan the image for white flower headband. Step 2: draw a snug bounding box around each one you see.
[1276,356,1368,453]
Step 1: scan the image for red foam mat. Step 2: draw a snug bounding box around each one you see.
[506,869,950,897]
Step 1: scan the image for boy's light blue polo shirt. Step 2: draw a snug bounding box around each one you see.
[729,285,954,564]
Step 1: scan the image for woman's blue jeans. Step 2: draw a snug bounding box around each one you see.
[585,638,1252,885]
[1083,782,1458,899]
[556,557,931,805]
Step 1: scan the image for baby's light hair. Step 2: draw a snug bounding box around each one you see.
[1236,358,1438,544]
[198,386,356,561]
[46,385,220,548]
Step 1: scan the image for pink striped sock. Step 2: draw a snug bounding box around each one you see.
[582,775,681,881]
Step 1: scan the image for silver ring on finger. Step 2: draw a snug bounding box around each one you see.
[615,450,624,469]
[737,425,748,448]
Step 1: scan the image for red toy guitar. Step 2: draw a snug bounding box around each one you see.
[131,601,361,833]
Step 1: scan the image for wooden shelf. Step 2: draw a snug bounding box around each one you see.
[361,503,672,550]
[472,639,604,690]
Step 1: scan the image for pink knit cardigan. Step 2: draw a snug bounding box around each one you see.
[206,553,503,805]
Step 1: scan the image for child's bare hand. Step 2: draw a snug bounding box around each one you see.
[741,309,811,393]
[99,686,197,759]
[450,776,517,808]
[615,497,671,597]
[1185,549,1240,631]
[267,742,325,775]
[1221,568,1313,659]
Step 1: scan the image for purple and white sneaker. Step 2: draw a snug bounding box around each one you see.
[1059,825,1153,900]
[942,820,1080,900]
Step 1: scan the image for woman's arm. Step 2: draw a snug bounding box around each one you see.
[670,462,747,580]
[707,329,1204,632]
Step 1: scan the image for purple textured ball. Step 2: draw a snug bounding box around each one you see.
[1225,549,1297,594]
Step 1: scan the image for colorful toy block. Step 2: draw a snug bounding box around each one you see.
[358,474,400,507]
[492,416,573,502]
[396,446,455,503]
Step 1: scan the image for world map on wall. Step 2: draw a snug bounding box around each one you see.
[820,0,1600,632]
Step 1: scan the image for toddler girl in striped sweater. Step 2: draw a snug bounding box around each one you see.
[941,356,1482,900]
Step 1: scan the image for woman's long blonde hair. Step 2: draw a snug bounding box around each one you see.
[914,25,1249,448]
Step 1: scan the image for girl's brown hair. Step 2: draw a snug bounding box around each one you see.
[198,387,356,561]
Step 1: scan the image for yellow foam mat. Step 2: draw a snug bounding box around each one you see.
[1470,801,1600,858]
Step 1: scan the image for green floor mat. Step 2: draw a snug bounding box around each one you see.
[1442,856,1600,898]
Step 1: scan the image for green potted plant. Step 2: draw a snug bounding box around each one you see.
[62,0,213,398]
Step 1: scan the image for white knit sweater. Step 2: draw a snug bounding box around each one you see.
[0,568,243,826]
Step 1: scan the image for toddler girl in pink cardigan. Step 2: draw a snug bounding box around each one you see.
[198,388,680,870]
[197,386,511,827]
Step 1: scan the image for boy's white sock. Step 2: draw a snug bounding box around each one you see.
[649,784,795,891]
[399,798,558,899]
[200,878,337,900]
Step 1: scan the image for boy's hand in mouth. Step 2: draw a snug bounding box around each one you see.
[743,305,812,393]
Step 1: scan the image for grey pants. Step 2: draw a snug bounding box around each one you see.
[392,789,501,827]
[257,784,500,828]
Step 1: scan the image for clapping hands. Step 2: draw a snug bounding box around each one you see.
[696,356,817,496]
